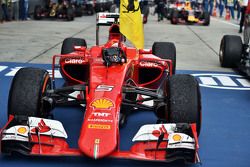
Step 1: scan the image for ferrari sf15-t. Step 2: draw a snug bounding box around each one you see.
[0,13,202,164]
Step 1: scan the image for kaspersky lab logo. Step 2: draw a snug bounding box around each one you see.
[192,73,250,90]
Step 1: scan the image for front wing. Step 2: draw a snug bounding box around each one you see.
[0,116,200,163]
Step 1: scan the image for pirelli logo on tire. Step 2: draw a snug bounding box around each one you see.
[88,124,111,130]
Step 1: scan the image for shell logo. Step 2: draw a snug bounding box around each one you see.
[91,98,114,109]
[17,127,27,134]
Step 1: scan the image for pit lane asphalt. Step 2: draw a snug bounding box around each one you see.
[0,13,241,72]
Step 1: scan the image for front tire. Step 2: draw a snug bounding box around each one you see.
[219,35,243,68]
[168,74,201,136]
[152,42,176,74]
[8,67,52,119]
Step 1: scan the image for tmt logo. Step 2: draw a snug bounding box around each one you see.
[92,112,111,117]
[192,73,250,90]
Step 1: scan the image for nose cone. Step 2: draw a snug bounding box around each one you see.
[78,122,117,159]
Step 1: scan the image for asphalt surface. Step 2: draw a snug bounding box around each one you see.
[0,11,242,71]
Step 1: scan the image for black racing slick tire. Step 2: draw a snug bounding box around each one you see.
[66,7,75,21]
[61,37,87,54]
[171,9,178,24]
[34,5,42,20]
[219,35,243,68]
[203,11,210,26]
[168,74,202,136]
[152,42,176,74]
[8,67,52,119]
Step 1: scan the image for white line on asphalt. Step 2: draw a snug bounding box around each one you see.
[237,78,250,87]
[214,76,238,86]
[211,17,239,27]
[199,77,218,86]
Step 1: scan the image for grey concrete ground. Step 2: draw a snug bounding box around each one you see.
[0,12,242,72]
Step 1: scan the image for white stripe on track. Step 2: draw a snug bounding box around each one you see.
[211,17,239,27]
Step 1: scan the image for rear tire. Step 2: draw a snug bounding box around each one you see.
[219,35,242,68]
[152,42,176,74]
[66,7,75,21]
[8,67,52,119]
[171,9,178,24]
[203,11,210,26]
[34,5,42,20]
[168,74,201,136]
[61,38,87,54]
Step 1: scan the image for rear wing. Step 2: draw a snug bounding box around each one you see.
[96,12,119,26]
[96,12,120,45]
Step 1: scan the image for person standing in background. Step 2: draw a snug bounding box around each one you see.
[11,0,19,20]
[2,0,10,21]
[203,0,209,12]
[23,0,28,20]
[0,0,3,23]
[227,0,235,19]
[19,0,28,20]
[239,0,248,33]
[218,0,225,17]
[208,0,214,16]
[19,0,23,20]
[235,0,241,20]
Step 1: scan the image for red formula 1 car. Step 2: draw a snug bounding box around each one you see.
[166,0,210,25]
[0,13,201,163]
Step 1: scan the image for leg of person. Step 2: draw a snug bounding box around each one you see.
[2,3,9,21]
[8,2,13,20]
[209,0,214,15]
[24,0,28,20]
[230,6,234,19]
[19,0,24,20]
[219,2,224,17]
[13,1,19,20]
[237,2,240,20]
[239,6,246,33]
[0,1,3,23]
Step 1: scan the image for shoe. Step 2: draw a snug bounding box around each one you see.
[239,29,242,33]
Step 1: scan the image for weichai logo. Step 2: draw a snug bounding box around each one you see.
[192,73,250,90]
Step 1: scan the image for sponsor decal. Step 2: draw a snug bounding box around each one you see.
[139,61,160,68]
[95,138,100,144]
[172,134,182,142]
[95,85,114,92]
[152,124,169,140]
[64,58,84,64]
[17,127,27,134]
[192,73,250,90]
[100,14,106,18]
[92,112,111,117]
[91,98,114,109]
[31,119,51,133]
[88,118,113,123]
[88,124,111,130]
